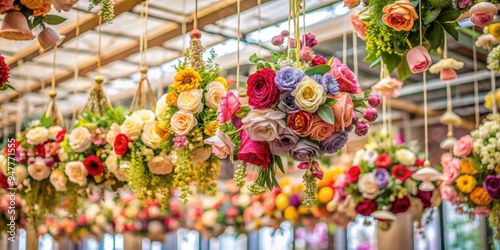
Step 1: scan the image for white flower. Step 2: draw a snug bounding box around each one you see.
[26,126,49,145]
[14,165,28,185]
[47,126,63,141]
[65,161,88,186]
[69,127,92,153]
[170,110,198,136]
[205,81,227,109]
[475,34,500,50]
[429,58,464,73]
[27,157,51,181]
[106,123,121,145]
[155,94,168,121]
[141,121,162,149]
[148,156,174,175]
[204,130,236,159]
[357,173,379,200]
[49,169,67,191]
[131,109,156,124]
[120,115,144,140]
[177,89,204,114]
[363,148,379,168]
[352,149,365,166]
[95,214,107,227]
[242,109,286,141]
[57,148,67,162]
[395,148,417,166]
[0,155,7,176]
[105,152,127,182]
[120,161,131,170]
[85,204,101,223]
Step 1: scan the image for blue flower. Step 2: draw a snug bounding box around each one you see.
[275,67,305,91]
[321,73,339,95]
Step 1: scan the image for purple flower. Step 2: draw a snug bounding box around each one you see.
[355,122,369,136]
[281,30,290,37]
[278,91,299,113]
[303,33,318,48]
[290,139,320,162]
[363,107,378,122]
[374,168,390,188]
[320,131,348,154]
[272,35,284,46]
[45,157,55,167]
[484,175,500,199]
[321,73,339,95]
[269,127,300,156]
[275,67,305,91]
[289,194,301,207]
[368,95,381,108]
[15,148,28,164]
[313,165,324,180]
[455,0,472,9]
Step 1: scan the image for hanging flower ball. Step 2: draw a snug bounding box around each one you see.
[190,28,202,39]
[429,58,464,81]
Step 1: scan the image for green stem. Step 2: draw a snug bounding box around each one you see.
[406,39,413,49]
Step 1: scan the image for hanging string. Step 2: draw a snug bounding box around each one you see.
[16,60,24,137]
[287,1,291,60]
[292,0,301,65]
[73,10,80,122]
[302,0,306,42]
[257,0,262,57]
[236,0,241,90]
[342,21,347,64]
[472,31,480,127]
[194,0,198,29]
[353,28,358,76]
[490,63,497,114]
[418,0,429,163]
[139,0,149,68]
[51,46,57,90]
[97,15,103,76]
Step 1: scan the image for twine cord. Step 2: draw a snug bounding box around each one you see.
[472,31,480,127]
[236,0,241,90]
[418,0,429,162]
[97,15,102,76]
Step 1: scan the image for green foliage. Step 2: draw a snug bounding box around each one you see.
[199,49,220,90]
[317,103,335,125]
[304,65,331,76]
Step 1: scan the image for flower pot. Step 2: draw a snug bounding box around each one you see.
[0,11,35,41]
[38,27,65,53]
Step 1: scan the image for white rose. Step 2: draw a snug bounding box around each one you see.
[27,157,51,181]
[106,123,122,145]
[242,109,286,141]
[363,148,379,168]
[64,161,88,186]
[204,130,236,159]
[170,111,198,136]
[85,204,101,223]
[105,152,127,182]
[26,126,49,145]
[131,109,156,124]
[358,173,380,200]
[177,89,204,114]
[69,127,92,153]
[395,149,417,166]
[202,210,218,227]
[120,116,144,140]
[155,94,168,121]
[0,155,7,176]
[57,148,68,162]
[148,156,174,175]
[47,126,63,141]
[352,149,365,166]
[49,169,68,191]
[205,81,227,109]
[14,165,28,185]
[141,122,162,149]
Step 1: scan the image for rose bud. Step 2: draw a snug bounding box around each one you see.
[271,35,284,46]
[368,95,381,108]
[300,46,313,62]
[304,33,318,48]
[355,121,369,136]
[289,38,296,48]
[297,162,309,169]
[281,30,290,37]
[312,164,324,180]
[363,107,378,122]
[407,46,432,73]
[311,55,327,66]
[469,2,498,27]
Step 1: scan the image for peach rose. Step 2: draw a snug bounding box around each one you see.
[453,135,473,157]
[331,93,353,131]
[309,114,335,141]
[170,110,198,136]
[344,0,360,8]
[441,158,460,184]
[469,2,498,27]
[372,77,404,97]
[351,11,366,40]
[382,0,418,32]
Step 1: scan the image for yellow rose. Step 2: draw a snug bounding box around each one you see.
[291,76,326,113]
[215,76,229,91]
[141,121,163,149]
[155,121,171,140]
[120,115,144,140]
[170,110,198,135]
[50,169,68,192]
[205,81,227,109]
[26,126,49,145]
[166,91,179,106]
[204,120,218,136]
[484,89,500,111]
[177,89,204,114]
[487,23,500,40]
[172,67,201,92]
[382,0,418,32]
[131,109,156,124]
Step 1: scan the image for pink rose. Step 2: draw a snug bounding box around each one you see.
[351,11,366,40]
[204,130,235,159]
[441,158,460,184]
[469,2,498,27]
[226,206,239,218]
[344,0,360,8]
[331,92,354,131]
[218,90,240,124]
[330,58,359,94]
[334,174,349,188]
[440,153,453,166]
[475,206,490,216]
[407,46,432,73]
[440,185,457,203]
[0,0,14,13]
[453,135,473,157]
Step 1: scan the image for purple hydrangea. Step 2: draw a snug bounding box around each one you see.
[320,131,348,154]
[373,168,390,189]
[278,91,299,113]
[275,67,305,91]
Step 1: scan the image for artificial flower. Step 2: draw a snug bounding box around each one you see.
[105,152,127,182]
[13,165,28,185]
[459,158,477,175]
[363,107,378,122]
[429,58,464,81]
[358,173,380,199]
[269,127,300,156]
[346,166,361,183]
[331,93,354,131]
[395,148,417,166]
[407,46,432,73]
[309,114,336,141]
[204,129,236,159]
[83,155,105,177]
[375,154,392,168]
[120,115,143,140]
[242,109,286,142]
[278,91,299,113]
[453,135,473,157]
[106,123,121,145]
[0,0,14,14]
[487,46,500,73]
[470,187,492,206]
[363,148,379,168]
[172,67,201,92]
[382,0,418,32]
[374,168,390,188]
[141,121,162,149]
[165,91,178,106]
[50,0,78,12]
[177,89,204,114]
[300,46,313,62]
[440,184,458,203]
[371,77,404,98]
[275,67,305,91]
[272,35,284,46]
[355,199,378,216]
[49,169,67,191]
[320,131,348,154]
[416,190,432,208]
[291,76,327,113]
[218,90,241,124]
[456,175,477,193]
[441,158,460,184]
[114,134,130,157]
[170,110,198,136]
[287,110,313,137]
[26,126,49,145]
[392,164,413,182]
[205,81,227,109]
[0,55,9,89]
[147,156,174,175]
[247,68,280,109]
[469,2,498,27]
[351,11,366,40]
[484,89,500,111]
[344,0,360,8]
[329,58,359,94]
[47,126,63,141]
[238,130,271,168]
[483,175,500,199]
[290,139,321,162]
[389,196,411,214]
[311,55,327,66]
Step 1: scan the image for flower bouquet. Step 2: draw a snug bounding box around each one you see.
[442,114,500,240]
[155,29,226,202]
[340,133,441,229]
[211,31,377,208]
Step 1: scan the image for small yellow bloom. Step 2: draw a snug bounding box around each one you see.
[165,91,179,106]
[173,67,202,92]
[215,76,229,91]
[470,187,492,206]
[484,89,500,111]
[155,121,171,140]
[204,120,219,136]
[459,159,477,175]
[487,23,500,40]
[456,175,477,193]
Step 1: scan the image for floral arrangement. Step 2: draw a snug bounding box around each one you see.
[339,133,441,228]
[0,0,68,31]
[0,55,13,91]
[60,108,126,206]
[88,0,115,23]
[155,29,225,202]
[210,31,376,209]
[442,114,500,240]
[485,89,500,111]
[487,45,500,73]
[350,0,463,79]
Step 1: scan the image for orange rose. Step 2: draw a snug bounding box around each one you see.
[309,114,336,141]
[382,0,418,32]
[287,110,313,137]
[33,2,51,16]
[331,93,353,131]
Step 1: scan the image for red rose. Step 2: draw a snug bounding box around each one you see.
[82,155,105,177]
[287,111,313,137]
[355,199,378,216]
[56,128,67,143]
[389,196,411,214]
[416,190,432,209]
[0,55,10,88]
[34,143,46,157]
[311,55,327,66]
[346,165,361,183]
[0,173,8,190]
[238,130,271,168]
[114,134,130,157]
[246,68,280,109]
[4,141,19,155]
[392,164,413,182]
[375,154,392,168]
[415,158,425,167]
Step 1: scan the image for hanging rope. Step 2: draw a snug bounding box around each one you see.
[472,31,480,127]
[418,0,429,165]
[194,0,198,29]
[72,10,80,122]
[44,46,64,126]
[236,0,241,90]
[97,15,102,76]
[257,0,262,57]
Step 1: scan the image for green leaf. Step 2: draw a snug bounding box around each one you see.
[437,8,461,23]
[272,52,280,64]
[369,57,381,68]
[249,53,260,63]
[364,89,372,98]
[0,83,16,91]
[317,103,335,125]
[275,156,285,174]
[442,22,459,41]
[42,15,67,25]
[424,9,441,25]
[426,22,444,50]
[264,62,274,70]
[397,57,412,81]
[327,56,335,66]
[304,64,331,76]
[325,98,337,106]
[39,113,53,128]
[364,53,378,63]
[381,52,401,75]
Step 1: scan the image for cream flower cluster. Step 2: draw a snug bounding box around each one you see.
[471,114,500,170]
